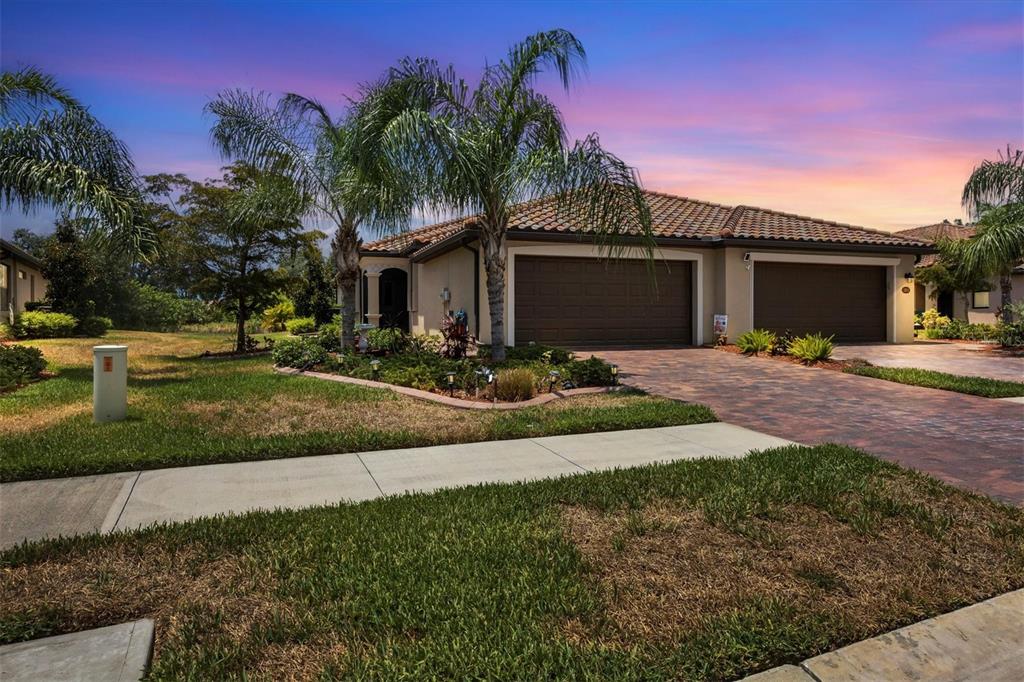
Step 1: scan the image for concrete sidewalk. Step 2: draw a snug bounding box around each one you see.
[0,423,792,548]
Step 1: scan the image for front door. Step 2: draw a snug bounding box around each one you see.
[378,268,409,332]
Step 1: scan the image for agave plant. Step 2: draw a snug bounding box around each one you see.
[0,67,147,253]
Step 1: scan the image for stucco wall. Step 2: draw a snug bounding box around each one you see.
[1,257,48,314]
[411,247,477,336]
[921,273,1024,324]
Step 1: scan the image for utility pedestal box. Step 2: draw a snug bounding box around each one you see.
[93,345,127,423]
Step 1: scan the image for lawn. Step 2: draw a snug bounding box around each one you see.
[0,331,714,482]
[846,366,1024,398]
[2,445,1020,680]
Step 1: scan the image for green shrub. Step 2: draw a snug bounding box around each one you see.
[507,344,572,364]
[272,337,328,368]
[12,311,78,339]
[367,327,409,354]
[114,282,185,331]
[317,322,342,352]
[788,333,835,363]
[495,367,537,401]
[926,318,997,341]
[736,329,777,355]
[0,344,46,390]
[408,334,442,354]
[385,365,437,392]
[566,356,614,386]
[996,321,1024,348]
[285,317,316,335]
[261,294,295,332]
[76,315,112,337]
[920,308,950,330]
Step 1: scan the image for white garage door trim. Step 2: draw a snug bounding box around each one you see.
[506,244,704,347]
[746,251,900,343]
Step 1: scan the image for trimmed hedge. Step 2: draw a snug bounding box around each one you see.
[11,311,77,339]
[0,344,46,390]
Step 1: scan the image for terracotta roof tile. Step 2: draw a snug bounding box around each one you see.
[894,222,977,267]
[363,190,933,253]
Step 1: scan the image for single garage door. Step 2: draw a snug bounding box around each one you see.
[514,256,692,346]
[754,262,886,342]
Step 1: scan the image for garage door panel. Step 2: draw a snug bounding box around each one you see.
[754,262,886,342]
[515,256,691,346]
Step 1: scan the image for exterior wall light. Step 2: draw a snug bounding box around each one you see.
[904,272,915,282]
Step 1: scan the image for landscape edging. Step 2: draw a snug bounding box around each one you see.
[275,366,621,409]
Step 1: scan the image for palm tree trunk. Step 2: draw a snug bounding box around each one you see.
[1000,274,1014,323]
[481,219,508,361]
[235,298,247,354]
[333,217,361,349]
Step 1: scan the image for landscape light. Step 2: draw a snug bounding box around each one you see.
[370,359,381,379]
[610,365,618,385]
[446,371,456,396]
[548,370,560,393]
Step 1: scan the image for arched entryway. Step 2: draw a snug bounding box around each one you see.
[362,267,409,332]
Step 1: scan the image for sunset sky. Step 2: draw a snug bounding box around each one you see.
[2,0,1022,236]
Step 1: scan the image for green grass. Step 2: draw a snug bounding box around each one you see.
[3,445,1021,680]
[846,366,1024,398]
[0,331,714,482]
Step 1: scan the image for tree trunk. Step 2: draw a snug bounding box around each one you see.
[333,216,361,349]
[480,219,508,361]
[235,298,247,354]
[1000,274,1014,323]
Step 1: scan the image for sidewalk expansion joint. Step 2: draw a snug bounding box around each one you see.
[355,454,384,496]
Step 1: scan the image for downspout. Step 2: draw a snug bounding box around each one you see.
[461,243,480,338]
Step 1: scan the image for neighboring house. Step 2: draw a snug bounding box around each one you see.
[354,190,933,346]
[1,238,49,324]
[895,221,1024,324]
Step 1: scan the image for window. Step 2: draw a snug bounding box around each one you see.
[18,269,26,279]
[30,274,35,301]
[972,291,990,308]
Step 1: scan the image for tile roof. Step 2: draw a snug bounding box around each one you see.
[363,190,933,254]
[894,221,977,267]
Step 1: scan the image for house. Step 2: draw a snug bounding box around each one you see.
[0,238,49,324]
[895,221,1024,324]
[355,190,934,346]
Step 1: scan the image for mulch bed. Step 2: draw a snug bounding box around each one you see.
[714,344,868,372]
[198,349,272,361]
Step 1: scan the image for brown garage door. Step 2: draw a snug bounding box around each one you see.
[754,262,886,342]
[514,256,692,346]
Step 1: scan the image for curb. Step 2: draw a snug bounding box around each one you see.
[275,366,621,410]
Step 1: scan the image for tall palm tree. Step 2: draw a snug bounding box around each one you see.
[0,67,147,252]
[961,146,1024,322]
[206,91,414,348]
[366,29,653,361]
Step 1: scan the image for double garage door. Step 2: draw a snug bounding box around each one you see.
[514,256,692,346]
[513,256,888,346]
[753,262,887,342]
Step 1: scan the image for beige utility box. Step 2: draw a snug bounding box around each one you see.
[93,345,128,423]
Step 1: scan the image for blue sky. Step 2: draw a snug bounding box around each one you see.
[2,0,1022,236]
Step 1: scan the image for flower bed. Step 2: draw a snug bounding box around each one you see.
[275,337,617,404]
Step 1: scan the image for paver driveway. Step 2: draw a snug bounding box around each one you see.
[592,347,1024,505]
[833,341,1024,382]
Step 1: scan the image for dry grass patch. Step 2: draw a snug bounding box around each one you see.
[183,394,488,440]
[0,400,91,434]
[560,473,1023,649]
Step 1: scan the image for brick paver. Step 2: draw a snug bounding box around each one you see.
[833,342,1024,382]
[591,348,1024,505]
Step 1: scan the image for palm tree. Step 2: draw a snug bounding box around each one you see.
[206,91,413,348]
[961,146,1024,322]
[0,67,147,252]
[366,29,653,361]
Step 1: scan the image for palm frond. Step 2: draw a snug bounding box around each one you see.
[962,145,1024,218]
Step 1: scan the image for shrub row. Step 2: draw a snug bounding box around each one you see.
[735,329,834,363]
[3,311,112,340]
